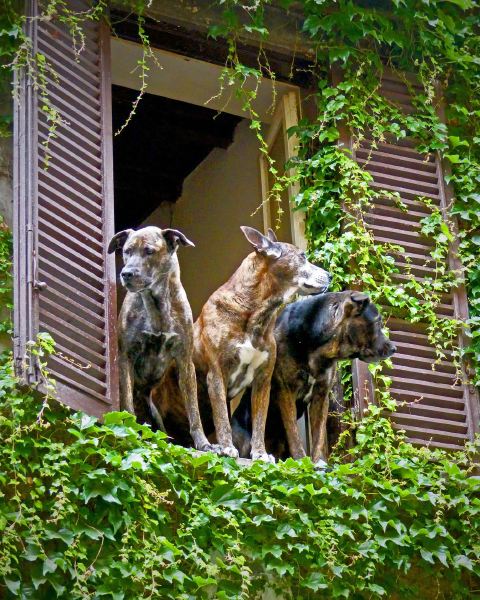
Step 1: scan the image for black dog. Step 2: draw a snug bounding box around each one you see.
[232,291,396,465]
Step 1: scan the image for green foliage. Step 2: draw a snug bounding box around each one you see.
[0,3,479,597]
[0,375,479,599]
[0,219,12,336]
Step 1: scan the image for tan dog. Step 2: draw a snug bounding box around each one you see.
[108,226,214,452]
[192,226,330,461]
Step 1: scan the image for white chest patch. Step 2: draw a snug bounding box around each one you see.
[283,286,298,302]
[228,339,269,398]
[303,375,317,405]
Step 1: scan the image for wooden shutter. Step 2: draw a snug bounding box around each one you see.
[13,0,118,416]
[259,90,306,249]
[347,71,479,449]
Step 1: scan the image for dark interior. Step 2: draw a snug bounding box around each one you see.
[111,85,242,230]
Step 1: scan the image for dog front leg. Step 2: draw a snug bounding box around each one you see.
[309,368,336,467]
[178,360,213,453]
[119,352,135,415]
[277,387,306,460]
[250,364,275,463]
[206,368,238,458]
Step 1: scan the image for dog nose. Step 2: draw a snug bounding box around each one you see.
[385,343,396,357]
[121,269,134,281]
[327,272,332,283]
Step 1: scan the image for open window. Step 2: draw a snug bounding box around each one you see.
[13,3,477,450]
[110,38,303,320]
[13,12,307,419]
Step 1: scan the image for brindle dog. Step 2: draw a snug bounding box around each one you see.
[108,226,215,452]
[232,291,396,464]
[153,226,330,461]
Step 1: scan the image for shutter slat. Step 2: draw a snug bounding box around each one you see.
[54,342,106,379]
[390,376,464,398]
[39,181,103,227]
[38,131,105,187]
[391,423,467,448]
[40,256,105,301]
[40,295,106,341]
[348,69,478,448]
[391,412,468,435]
[41,269,105,315]
[39,169,103,215]
[38,35,100,84]
[393,352,456,374]
[369,180,440,201]
[40,308,106,354]
[14,0,118,416]
[38,119,102,159]
[394,403,466,422]
[38,238,104,280]
[48,355,107,393]
[38,122,102,167]
[41,321,107,366]
[38,204,103,252]
[356,148,437,172]
[389,387,466,410]
[39,218,104,263]
[42,286,105,327]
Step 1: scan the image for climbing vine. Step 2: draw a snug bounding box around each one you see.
[0,1,479,598]
[0,354,479,599]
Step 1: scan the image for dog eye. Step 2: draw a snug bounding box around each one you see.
[144,247,155,256]
[300,252,307,260]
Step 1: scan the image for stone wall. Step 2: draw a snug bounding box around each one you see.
[0,97,12,227]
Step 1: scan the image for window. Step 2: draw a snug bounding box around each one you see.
[13,2,478,449]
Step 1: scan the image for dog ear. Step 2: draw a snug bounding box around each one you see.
[348,292,370,315]
[266,228,278,243]
[240,226,282,259]
[108,229,133,254]
[162,228,195,254]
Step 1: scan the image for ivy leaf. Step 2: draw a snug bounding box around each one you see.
[79,413,97,430]
[420,549,435,564]
[4,579,20,594]
[441,0,473,7]
[303,572,328,591]
[42,557,57,575]
[454,555,474,571]
[368,583,387,595]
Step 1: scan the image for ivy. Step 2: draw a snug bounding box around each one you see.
[0,1,480,596]
[0,369,479,599]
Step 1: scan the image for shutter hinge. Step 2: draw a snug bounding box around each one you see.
[27,226,48,291]
[26,225,34,286]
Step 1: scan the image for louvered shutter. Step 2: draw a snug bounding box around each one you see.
[13,0,118,416]
[347,72,479,449]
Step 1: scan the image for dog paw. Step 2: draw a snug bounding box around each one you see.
[197,441,222,454]
[251,451,276,463]
[219,445,239,459]
[314,458,329,471]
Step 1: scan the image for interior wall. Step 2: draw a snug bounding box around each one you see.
[145,119,264,318]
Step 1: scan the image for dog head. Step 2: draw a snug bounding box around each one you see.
[311,291,396,362]
[108,226,194,292]
[240,226,330,297]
